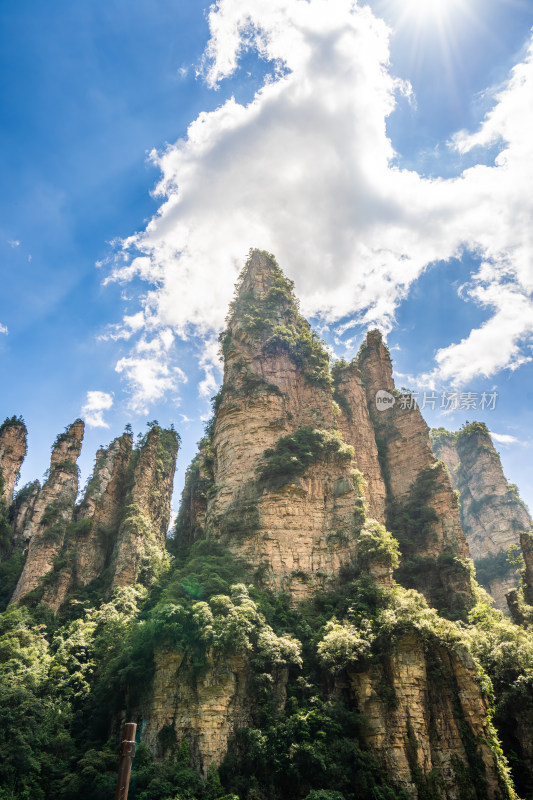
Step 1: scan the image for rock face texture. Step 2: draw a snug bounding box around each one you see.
[11,420,85,603]
[175,252,472,612]
[0,419,178,611]
[431,424,532,611]
[0,417,27,503]
[110,426,179,588]
[11,480,40,545]
[520,530,533,607]
[357,333,472,617]
[345,634,503,800]
[332,360,387,523]
[176,250,398,599]
[137,650,253,775]
[74,433,133,585]
[41,432,134,611]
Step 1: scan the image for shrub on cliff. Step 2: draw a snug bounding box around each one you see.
[317,618,374,673]
[356,521,400,571]
[257,427,354,490]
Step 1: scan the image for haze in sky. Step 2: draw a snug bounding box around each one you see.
[1,0,532,516]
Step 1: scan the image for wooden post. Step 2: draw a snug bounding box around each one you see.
[114,722,137,800]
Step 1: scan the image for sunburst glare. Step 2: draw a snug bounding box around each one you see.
[402,0,468,23]
[373,0,488,107]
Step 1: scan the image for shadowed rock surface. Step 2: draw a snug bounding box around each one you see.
[432,424,532,611]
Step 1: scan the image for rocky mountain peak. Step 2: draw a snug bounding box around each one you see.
[0,416,27,502]
[223,249,300,349]
[357,328,394,395]
[237,248,287,297]
[432,421,532,611]
[50,418,84,466]
[178,252,474,617]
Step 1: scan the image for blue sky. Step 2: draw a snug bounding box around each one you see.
[1,0,533,518]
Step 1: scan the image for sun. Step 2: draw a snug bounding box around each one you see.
[402,0,468,25]
[388,0,480,82]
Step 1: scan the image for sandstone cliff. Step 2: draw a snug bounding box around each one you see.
[138,649,255,776]
[519,530,533,608]
[176,252,472,614]
[431,424,532,611]
[110,425,179,588]
[156,251,518,796]
[139,603,513,799]
[1,419,178,611]
[11,419,85,603]
[176,250,397,600]
[40,431,133,611]
[356,333,473,618]
[344,634,504,800]
[0,416,27,503]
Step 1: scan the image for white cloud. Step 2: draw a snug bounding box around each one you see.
[198,336,223,399]
[0,323,8,335]
[115,355,187,414]
[425,286,533,386]
[81,391,114,428]
[8,239,20,248]
[114,329,187,414]
[104,0,533,397]
[98,311,146,342]
[490,431,519,445]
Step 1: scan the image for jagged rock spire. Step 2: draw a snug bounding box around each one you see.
[40,431,133,611]
[110,425,179,588]
[177,253,476,615]
[238,248,284,296]
[50,418,84,465]
[9,420,179,610]
[223,249,299,353]
[10,419,84,604]
[433,422,532,611]
[357,328,473,615]
[0,416,27,503]
[357,329,394,396]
